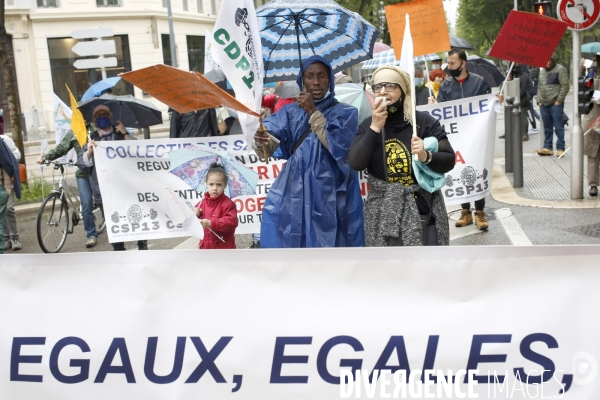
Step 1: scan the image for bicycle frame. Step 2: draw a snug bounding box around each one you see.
[41,162,82,233]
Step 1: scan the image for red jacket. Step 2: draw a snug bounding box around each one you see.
[195,192,238,249]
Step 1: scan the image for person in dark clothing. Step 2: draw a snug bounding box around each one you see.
[432,49,504,231]
[516,64,533,141]
[169,108,219,138]
[81,105,148,251]
[349,66,455,246]
[414,67,430,106]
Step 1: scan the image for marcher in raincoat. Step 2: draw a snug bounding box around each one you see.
[254,56,365,248]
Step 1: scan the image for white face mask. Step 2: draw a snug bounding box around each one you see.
[432,64,441,70]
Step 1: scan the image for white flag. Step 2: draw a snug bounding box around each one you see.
[52,93,77,163]
[212,2,264,147]
[399,14,417,136]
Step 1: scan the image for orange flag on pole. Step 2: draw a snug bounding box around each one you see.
[65,85,87,146]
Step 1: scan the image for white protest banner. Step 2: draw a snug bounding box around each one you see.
[417,94,497,205]
[2,245,600,399]
[93,137,284,242]
[51,93,77,163]
[212,1,263,145]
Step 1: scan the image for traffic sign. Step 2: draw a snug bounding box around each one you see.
[557,0,600,31]
[73,57,117,70]
[70,27,114,39]
[71,40,116,57]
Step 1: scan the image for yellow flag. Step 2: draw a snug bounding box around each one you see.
[65,85,87,146]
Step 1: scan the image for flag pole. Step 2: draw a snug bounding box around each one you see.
[260,117,269,165]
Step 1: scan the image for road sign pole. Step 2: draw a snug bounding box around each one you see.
[166,0,178,67]
[571,30,584,199]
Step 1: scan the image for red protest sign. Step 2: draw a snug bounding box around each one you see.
[488,10,567,68]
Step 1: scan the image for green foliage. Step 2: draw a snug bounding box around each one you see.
[457,0,600,72]
[16,176,53,204]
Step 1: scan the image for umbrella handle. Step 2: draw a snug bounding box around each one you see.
[260,117,269,165]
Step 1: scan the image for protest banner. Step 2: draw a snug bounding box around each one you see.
[488,10,568,68]
[212,1,263,145]
[385,0,450,59]
[2,245,600,399]
[119,64,259,117]
[416,94,497,205]
[93,136,284,242]
[51,93,77,163]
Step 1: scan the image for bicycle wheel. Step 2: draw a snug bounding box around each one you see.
[93,206,106,234]
[37,193,69,253]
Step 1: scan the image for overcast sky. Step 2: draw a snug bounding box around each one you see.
[443,0,459,31]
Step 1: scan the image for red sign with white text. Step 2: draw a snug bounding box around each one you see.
[489,10,568,68]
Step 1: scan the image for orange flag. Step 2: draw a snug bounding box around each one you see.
[65,85,87,146]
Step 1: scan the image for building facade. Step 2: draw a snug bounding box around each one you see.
[4,0,266,135]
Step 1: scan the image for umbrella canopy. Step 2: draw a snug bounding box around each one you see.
[373,42,392,54]
[169,145,259,199]
[203,69,228,90]
[450,35,474,50]
[582,42,600,53]
[81,77,122,102]
[78,94,163,128]
[362,50,439,70]
[274,81,300,99]
[334,83,374,124]
[256,0,380,83]
[464,55,505,88]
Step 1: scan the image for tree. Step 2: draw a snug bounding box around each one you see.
[0,0,24,165]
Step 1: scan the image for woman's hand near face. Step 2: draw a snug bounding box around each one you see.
[370,97,389,133]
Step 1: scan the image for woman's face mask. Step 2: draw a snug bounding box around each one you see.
[96,116,111,129]
[414,78,423,86]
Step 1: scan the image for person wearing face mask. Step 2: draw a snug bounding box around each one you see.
[414,67,430,106]
[253,55,364,248]
[79,105,148,251]
[426,68,445,101]
[582,56,600,196]
[536,54,569,157]
[348,66,456,246]
[431,49,504,231]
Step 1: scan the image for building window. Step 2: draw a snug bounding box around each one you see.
[96,0,120,6]
[182,0,188,11]
[210,0,216,14]
[162,34,174,67]
[197,0,203,12]
[187,35,205,73]
[48,35,133,105]
[37,0,58,7]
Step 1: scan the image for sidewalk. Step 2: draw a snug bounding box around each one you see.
[493,88,600,208]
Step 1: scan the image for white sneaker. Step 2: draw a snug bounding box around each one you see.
[529,128,538,134]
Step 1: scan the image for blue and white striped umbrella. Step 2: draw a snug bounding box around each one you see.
[257,0,380,83]
[362,50,441,70]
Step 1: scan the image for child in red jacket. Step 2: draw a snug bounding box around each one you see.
[193,163,239,249]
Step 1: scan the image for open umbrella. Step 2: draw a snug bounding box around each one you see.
[335,83,374,124]
[80,77,122,102]
[582,42,600,53]
[274,81,300,99]
[465,55,505,87]
[169,145,259,199]
[78,94,163,128]
[256,0,380,83]
[361,49,399,70]
[450,35,474,50]
[373,42,392,54]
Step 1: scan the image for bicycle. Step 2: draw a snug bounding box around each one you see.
[36,161,106,253]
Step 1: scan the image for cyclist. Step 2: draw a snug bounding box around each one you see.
[38,130,98,248]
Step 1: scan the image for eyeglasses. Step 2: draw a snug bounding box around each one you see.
[371,82,399,93]
[95,113,110,118]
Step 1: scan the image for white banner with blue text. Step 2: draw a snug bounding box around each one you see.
[1,246,599,399]
[417,94,497,206]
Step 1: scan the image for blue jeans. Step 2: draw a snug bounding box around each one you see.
[77,177,97,239]
[540,104,565,151]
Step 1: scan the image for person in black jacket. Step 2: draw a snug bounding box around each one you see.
[414,66,430,106]
[169,108,219,138]
[431,49,504,231]
[349,66,455,246]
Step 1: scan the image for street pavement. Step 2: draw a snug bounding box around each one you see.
[8,89,600,254]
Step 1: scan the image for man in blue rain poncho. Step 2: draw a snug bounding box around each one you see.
[254,56,364,248]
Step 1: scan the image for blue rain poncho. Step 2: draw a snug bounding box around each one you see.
[261,56,365,248]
